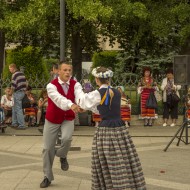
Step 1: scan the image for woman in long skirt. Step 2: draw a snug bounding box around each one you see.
[137,67,158,126]
[78,67,146,190]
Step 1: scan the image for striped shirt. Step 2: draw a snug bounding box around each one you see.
[11,71,27,92]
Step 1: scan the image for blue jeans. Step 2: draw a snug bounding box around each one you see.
[12,91,25,127]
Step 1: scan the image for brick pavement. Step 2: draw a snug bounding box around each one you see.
[0,121,190,190]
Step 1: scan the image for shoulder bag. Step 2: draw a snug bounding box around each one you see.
[146,91,158,109]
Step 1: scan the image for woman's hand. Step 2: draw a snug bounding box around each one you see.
[78,108,86,113]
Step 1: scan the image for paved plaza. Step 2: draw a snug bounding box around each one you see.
[0,121,190,190]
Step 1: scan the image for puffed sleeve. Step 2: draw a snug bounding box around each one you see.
[174,84,181,91]
[161,78,167,91]
[137,79,143,94]
[78,90,101,114]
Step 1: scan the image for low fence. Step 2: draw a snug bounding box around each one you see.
[1,73,187,115]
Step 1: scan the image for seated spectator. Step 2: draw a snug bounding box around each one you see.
[1,87,13,125]
[24,86,38,126]
[117,86,131,127]
[36,89,48,126]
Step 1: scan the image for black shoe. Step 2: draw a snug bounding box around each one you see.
[40,177,51,188]
[148,123,153,127]
[144,123,148,127]
[60,157,69,171]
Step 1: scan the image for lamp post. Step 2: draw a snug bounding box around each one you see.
[60,0,66,62]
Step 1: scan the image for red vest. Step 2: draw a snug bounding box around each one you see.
[45,78,76,124]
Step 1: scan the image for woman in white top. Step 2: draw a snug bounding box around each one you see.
[161,69,181,127]
[1,87,13,124]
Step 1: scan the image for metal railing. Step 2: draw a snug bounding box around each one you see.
[1,73,186,115]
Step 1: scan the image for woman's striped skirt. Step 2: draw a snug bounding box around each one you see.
[121,105,131,122]
[92,126,146,190]
[140,88,156,119]
[92,113,102,122]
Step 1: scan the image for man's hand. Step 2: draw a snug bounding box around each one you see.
[71,104,80,113]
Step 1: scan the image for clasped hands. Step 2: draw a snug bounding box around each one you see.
[71,104,85,113]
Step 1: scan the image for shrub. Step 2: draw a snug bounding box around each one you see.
[42,58,59,73]
[90,51,119,82]
[3,46,49,83]
[92,50,119,70]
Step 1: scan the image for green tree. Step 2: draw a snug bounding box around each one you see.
[1,0,190,80]
[101,0,188,76]
[0,0,112,80]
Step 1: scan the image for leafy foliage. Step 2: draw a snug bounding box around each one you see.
[1,0,190,80]
[3,46,49,81]
[66,0,112,21]
[92,51,118,71]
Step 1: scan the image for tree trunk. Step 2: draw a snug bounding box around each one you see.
[71,30,82,82]
[0,31,5,75]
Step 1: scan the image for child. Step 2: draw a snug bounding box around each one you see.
[117,86,131,127]
[1,87,13,125]
[24,86,38,126]
[36,89,48,126]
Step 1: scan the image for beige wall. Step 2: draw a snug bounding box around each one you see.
[99,37,122,51]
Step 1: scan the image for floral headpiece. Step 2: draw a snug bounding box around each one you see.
[92,67,113,78]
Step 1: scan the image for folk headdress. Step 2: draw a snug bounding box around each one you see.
[92,67,113,78]
[92,67,114,107]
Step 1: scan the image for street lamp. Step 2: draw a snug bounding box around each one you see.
[60,0,66,62]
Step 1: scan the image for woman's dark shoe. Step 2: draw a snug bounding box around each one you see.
[60,157,69,171]
[40,177,51,188]
[30,123,37,127]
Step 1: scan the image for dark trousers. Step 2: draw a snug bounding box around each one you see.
[163,102,178,119]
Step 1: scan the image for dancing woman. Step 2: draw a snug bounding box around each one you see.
[78,66,146,190]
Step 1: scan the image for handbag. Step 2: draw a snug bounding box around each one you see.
[154,91,162,102]
[171,92,180,103]
[146,91,158,109]
[22,94,31,108]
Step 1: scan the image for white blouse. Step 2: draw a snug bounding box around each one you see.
[78,84,109,114]
[1,95,13,108]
